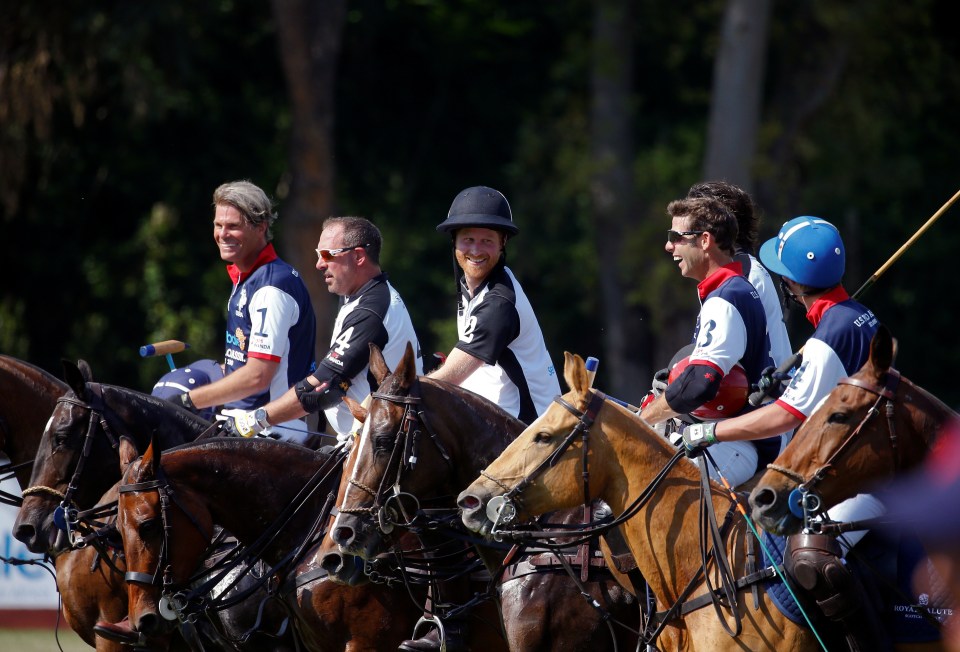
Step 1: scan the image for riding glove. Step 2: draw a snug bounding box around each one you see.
[679,422,718,457]
[224,409,269,438]
[295,378,347,413]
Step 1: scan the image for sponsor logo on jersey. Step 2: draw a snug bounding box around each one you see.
[225,348,246,363]
[225,328,247,351]
[235,286,248,318]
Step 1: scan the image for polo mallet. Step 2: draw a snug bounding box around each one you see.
[139,340,190,372]
[748,187,960,407]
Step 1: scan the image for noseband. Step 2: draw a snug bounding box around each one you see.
[338,386,453,534]
[768,368,902,520]
[483,390,605,529]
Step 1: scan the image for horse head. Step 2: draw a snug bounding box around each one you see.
[458,351,612,537]
[321,341,521,583]
[749,324,953,534]
[14,359,210,555]
[116,437,214,639]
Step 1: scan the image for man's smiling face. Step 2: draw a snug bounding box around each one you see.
[454,227,504,291]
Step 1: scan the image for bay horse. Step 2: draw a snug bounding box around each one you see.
[0,357,139,651]
[10,359,295,651]
[458,352,821,652]
[749,325,957,535]
[14,360,213,555]
[322,343,639,652]
[115,436,425,652]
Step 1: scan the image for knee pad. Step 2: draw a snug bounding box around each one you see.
[784,533,860,619]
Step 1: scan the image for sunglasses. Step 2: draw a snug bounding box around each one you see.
[315,244,367,262]
[666,230,703,244]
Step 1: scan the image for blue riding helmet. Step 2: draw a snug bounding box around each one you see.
[151,359,223,421]
[759,216,845,288]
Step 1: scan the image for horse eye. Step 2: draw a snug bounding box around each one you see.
[373,435,394,451]
[533,432,552,444]
[827,412,849,424]
[139,518,161,539]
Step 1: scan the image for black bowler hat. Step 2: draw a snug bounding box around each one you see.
[436,186,519,236]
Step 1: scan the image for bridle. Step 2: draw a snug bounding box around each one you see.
[483,390,606,531]
[118,467,213,623]
[22,384,120,542]
[338,384,453,535]
[767,368,902,520]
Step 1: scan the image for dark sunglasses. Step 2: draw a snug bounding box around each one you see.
[666,230,703,244]
[315,244,368,262]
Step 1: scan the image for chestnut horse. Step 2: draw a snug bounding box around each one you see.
[321,343,639,651]
[11,359,295,651]
[115,436,425,652]
[458,352,821,652]
[0,356,129,652]
[749,325,957,535]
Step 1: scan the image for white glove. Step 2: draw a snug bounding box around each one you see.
[221,408,269,438]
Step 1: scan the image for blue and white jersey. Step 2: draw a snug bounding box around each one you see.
[223,244,317,411]
[778,287,879,420]
[738,252,792,367]
[690,262,773,387]
[455,264,560,423]
[315,273,423,436]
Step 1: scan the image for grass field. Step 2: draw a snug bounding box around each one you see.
[0,627,90,651]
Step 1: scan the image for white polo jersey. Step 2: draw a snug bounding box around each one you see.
[738,252,792,367]
[455,264,560,423]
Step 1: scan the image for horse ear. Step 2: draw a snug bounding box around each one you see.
[344,396,368,423]
[141,437,161,477]
[61,360,88,397]
[562,352,588,394]
[369,343,391,386]
[76,360,93,383]
[869,325,895,376]
[395,342,417,389]
[119,436,138,471]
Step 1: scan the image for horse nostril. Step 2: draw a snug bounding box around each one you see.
[332,526,354,546]
[751,487,776,509]
[13,523,36,546]
[320,552,346,574]
[458,494,481,511]
[137,613,161,636]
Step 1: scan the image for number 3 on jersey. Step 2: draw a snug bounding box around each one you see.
[333,326,354,355]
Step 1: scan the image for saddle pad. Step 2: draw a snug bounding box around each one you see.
[759,532,809,627]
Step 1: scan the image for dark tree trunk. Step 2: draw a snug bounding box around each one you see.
[590,0,647,397]
[271,0,347,354]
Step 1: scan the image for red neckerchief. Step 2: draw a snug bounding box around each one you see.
[805,285,849,327]
[697,261,744,301]
[226,243,278,284]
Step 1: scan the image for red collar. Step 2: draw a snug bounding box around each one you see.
[226,243,277,284]
[806,285,849,327]
[697,261,743,301]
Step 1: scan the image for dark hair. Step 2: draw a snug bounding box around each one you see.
[322,216,382,265]
[666,197,738,254]
[213,180,277,241]
[687,181,758,254]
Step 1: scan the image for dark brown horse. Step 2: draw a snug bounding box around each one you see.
[322,343,639,652]
[115,436,425,652]
[0,356,129,652]
[749,325,957,535]
[14,360,212,555]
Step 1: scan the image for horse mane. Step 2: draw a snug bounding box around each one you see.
[0,355,68,394]
[901,373,958,442]
[99,382,213,431]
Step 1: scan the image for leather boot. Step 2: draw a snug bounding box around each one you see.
[785,533,892,652]
[398,618,468,652]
